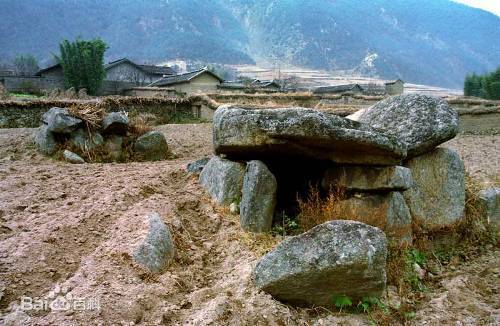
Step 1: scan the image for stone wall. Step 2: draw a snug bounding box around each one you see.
[0,76,140,96]
[0,98,193,128]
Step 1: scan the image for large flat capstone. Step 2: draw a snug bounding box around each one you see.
[213,105,407,165]
[252,220,387,307]
[355,94,459,158]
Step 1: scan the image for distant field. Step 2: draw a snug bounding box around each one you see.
[230,64,463,98]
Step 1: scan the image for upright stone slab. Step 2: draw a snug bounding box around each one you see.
[34,125,57,155]
[322,165,413,191]
[403,148,465,226]
[240,160,277,232]
[356,94,459,158]
[68,128,104,152]
[213,105,407,165]
[199,156,245,205]
[340,192,412,243]
[133,212,175,273]
[478,188,500,230]
[134,131,169,161]
[252,220,387,307]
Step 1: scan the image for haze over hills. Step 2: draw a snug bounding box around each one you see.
[0,0,499,88]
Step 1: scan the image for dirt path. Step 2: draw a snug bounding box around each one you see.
[0,125,498,325]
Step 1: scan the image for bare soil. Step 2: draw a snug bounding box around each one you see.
[0,124,498,325]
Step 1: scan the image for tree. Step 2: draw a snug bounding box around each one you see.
[13,54,39,76]
[57,38,108,95]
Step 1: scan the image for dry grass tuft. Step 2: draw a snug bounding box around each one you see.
[68,103,105,129]
[129,113,154,137]
[297,184,390,232]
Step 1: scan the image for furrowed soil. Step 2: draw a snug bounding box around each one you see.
[0,124,498,325]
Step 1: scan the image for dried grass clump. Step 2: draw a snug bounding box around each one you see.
[68,103,105,129]
[297,184,389,233]
[129,113,154,137]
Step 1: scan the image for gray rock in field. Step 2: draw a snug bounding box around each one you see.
[322,165,412,191]
[404,148,465,226]
[213,105,407,165]
[240,160,277,232]
[187,157,210,174]
[63,150,85,164]
[68,128,104,152]
[199,156,245,205]
[134,131,169,161]
[340,192,412,243]
[102,112,129,135]
[478,188,500,230]
[252,220,387,307]
[34,125,57,155]
[133,212,175,273]
[356,94,459,158]
[43,107,82,134]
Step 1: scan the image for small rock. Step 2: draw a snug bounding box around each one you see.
[413,263,426,280]
[199,156,245,205]
[34,125,57,155]
[252,220,387,307]
[187,157,210,174]
[229,202,240,215]
[43,107,82,133]
[102,112,129,135]
[133,212,175,273]
[240,160,277,232]
[63,150,85,164]
[133,131,169,161]
[322,165,413,191]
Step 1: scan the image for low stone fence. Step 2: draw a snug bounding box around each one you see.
[0,97,194,128]
[0,76,142,96]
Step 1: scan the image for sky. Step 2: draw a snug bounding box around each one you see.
[453,0,500,16]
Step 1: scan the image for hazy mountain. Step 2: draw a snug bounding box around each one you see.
[1,0,499,88]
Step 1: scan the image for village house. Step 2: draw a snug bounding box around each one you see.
[36,58,175,85]
[148,68,224,94]
[313,80,404,96]
[218,79,281,93]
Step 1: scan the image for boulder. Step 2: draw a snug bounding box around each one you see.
[63,150,85,164]
[42,107,82,134]
[187,157,210,174]
[133,131,169,161]
[322,165,413,191]
[478,188,500,230]
[133,212,175,273]
[253,220,387,307]
[199,156,245,205]
[34,125,57,155]
[213,105,407,165]
[104,135,124,162]
[240,160,277,232]
[403,148,465,226]
[356,94,459,157]
[340,192,412,243]
[102,112,129,135]
[68,128,104,152]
